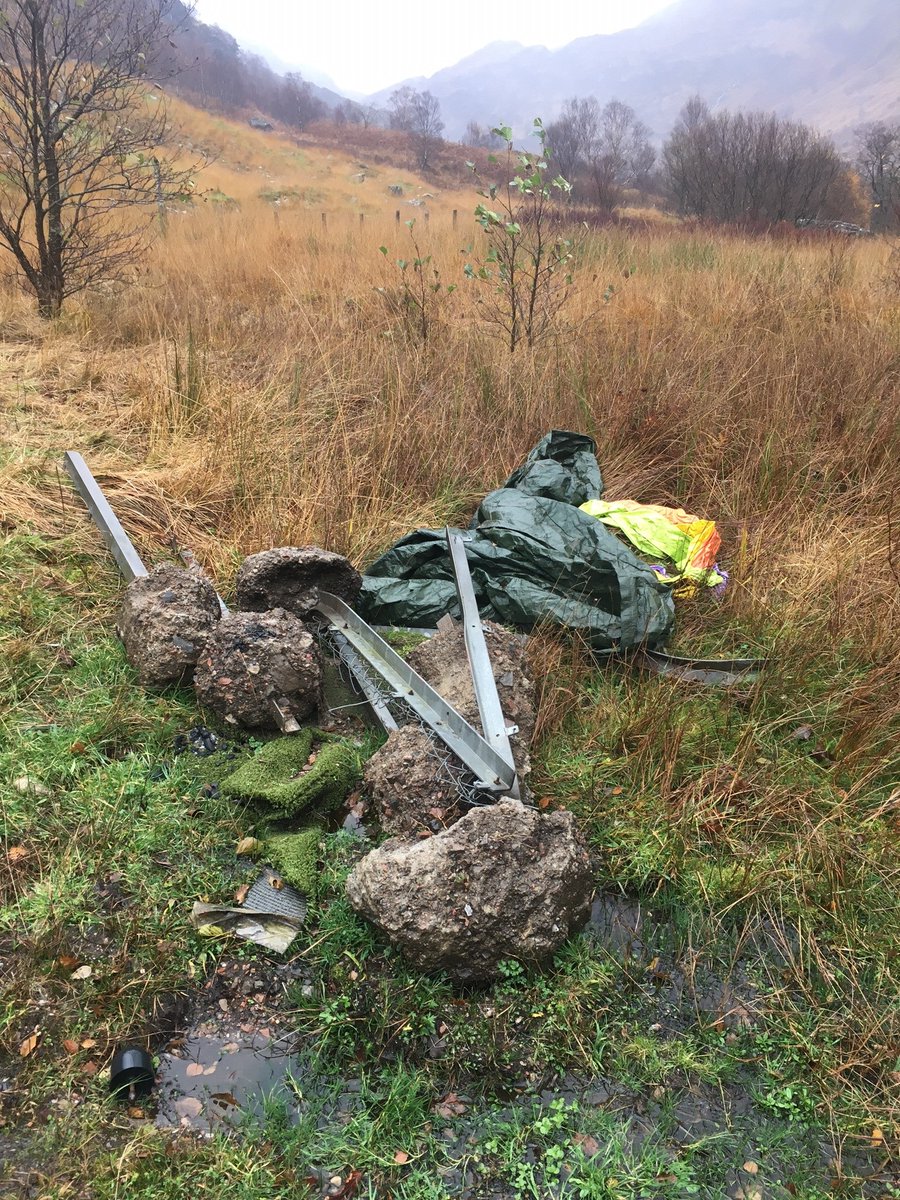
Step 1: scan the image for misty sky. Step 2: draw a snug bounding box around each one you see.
[193,0,676,95]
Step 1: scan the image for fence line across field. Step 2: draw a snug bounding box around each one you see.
[316,208,457,227]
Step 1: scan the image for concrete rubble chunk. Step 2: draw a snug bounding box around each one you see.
[407,619,535,777]
[117,563,220,687]
[235,546,361,619]
[346,799,593,982]
[193,608,321,729]
[363,725,464,836]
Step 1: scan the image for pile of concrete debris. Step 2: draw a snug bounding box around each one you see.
[118,546,361,728]
[117,544,594,983]
[350,616,592,982]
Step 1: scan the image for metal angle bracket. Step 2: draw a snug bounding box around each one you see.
[63,451,148,582]
[315,592,516,794]
[328,629,399,734]
[445,529,520,799]
[64,451,234,615]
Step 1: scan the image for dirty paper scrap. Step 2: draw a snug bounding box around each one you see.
[190,868,307,953]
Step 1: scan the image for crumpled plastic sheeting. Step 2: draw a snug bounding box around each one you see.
[358,431,676,651]
[579,498,725,594]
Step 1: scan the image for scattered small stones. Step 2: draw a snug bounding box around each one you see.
[363,725,463,836]
[172,726,220,756]
[407,619,536,776]
[235,546,361,619]
[116,564,220,686]
[193,608,322,729]
[346,799,594,982]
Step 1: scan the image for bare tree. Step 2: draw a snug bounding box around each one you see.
[388,85,415,130]
[591,100,655,207]
[663,100,844,224]
[275,72,325,130]
[546,96,655,207]
[186,21,247,111]
[389,86,444,171]
[855,121,900,231]
[335,100,381,129]
[361,103,382,130]
[662,96,712,216]
[546,97,600,193]
[626,119,657,193]
[463,120,503,150]
[0,0,198,317]
[333,100,360,126]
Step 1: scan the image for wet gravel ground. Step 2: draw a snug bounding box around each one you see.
[141,897,896,1198]
[153,955,311,1136]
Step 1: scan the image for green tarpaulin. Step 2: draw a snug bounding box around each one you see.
[358,430,675,650]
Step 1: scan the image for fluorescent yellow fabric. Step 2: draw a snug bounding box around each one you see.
[579,499,724,590]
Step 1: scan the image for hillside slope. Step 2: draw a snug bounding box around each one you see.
[167,100,474,218]
[375,0,899,143]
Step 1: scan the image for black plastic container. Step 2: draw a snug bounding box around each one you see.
[109,1046,154,1099]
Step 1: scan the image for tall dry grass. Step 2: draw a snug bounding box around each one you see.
[1,178,899,1137]
[1,200,899,663]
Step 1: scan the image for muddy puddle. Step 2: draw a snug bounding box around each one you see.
[151,953,311,1136]
[156,1026,302,1134]
[587,891,762,1031]
[147,900,891,1196]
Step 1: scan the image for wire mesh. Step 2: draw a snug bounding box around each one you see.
[317,625,495,809]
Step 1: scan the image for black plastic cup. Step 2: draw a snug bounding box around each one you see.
[109,1046,155,1099]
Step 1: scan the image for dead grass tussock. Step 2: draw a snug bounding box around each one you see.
[0,150,898,1151]
[0,199,896,629]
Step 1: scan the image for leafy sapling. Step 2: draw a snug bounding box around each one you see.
[465,119,577,351]
[378,219,455,346]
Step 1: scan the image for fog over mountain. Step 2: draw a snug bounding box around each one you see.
[372,0,899,143]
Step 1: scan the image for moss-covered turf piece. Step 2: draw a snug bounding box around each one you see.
[265,826,323,895]
[179,743,254,792]
[221,732,362,816]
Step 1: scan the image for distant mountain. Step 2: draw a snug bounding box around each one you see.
[160,3,352,124]
[243,44,357,105]
[373,0,900,144]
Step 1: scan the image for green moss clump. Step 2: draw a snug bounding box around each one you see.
[380,628,429,657]
[180,744,253,792]
[265,827,323,896]
[221,731,361,816]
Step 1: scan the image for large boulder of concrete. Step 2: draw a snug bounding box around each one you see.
[235,546,361,619]
[193,608,321,729]
[346,799,593,982]
[363,726,464,836]
[117,564,220,687]
[407,621,535,777]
